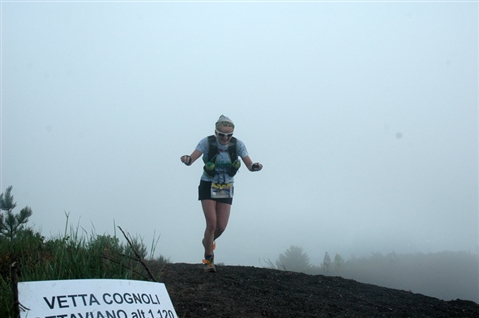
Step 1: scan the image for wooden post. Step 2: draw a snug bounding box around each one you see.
[11,261,20,318]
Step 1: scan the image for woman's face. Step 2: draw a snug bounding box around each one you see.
[215,125,234,145]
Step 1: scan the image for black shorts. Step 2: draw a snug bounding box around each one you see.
[198,180,233,205]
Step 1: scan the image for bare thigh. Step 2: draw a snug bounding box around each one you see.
[201,200,231,235]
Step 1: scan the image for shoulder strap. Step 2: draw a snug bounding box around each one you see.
[227,137,238,161]
[207,135,218,163]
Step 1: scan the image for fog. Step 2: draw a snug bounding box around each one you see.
[2,1,477,269]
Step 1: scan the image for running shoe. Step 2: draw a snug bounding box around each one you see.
[202,256,216,273]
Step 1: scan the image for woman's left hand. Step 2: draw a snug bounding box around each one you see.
[251,163,263,171]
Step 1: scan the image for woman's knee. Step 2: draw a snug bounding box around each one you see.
[215,226,225,236]
[206,223,216,233]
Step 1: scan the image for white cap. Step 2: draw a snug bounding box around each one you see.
[215,115,235,128]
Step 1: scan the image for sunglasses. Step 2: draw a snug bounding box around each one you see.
[215,129,234,138]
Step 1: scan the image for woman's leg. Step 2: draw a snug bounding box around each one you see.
[201,200,232,257]
[214,202,231,240]
[202,199,217,257]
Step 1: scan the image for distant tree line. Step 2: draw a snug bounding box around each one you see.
[272,245,478,303]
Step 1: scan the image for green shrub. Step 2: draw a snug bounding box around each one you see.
[0,187,169,318]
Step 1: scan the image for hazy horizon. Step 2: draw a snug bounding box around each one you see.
[2,1,477,267]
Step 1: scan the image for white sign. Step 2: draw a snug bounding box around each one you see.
[18,279,177,318]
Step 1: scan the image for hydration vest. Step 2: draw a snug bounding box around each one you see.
[203,135,241,178]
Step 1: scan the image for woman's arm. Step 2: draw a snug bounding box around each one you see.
[241,155,263,171]
[180,149,202,166]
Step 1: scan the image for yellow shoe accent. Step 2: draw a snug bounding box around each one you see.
[202,257,216,272]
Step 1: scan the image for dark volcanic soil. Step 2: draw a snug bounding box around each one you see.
[160,263,479,318]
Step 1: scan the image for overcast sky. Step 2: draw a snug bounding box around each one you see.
[1,1,477,267]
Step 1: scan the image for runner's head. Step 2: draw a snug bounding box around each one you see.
[215,115,234,145]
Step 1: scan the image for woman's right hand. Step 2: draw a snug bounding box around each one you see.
[181,155,192,166]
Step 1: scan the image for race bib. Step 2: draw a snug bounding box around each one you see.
[211,183,234,199]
